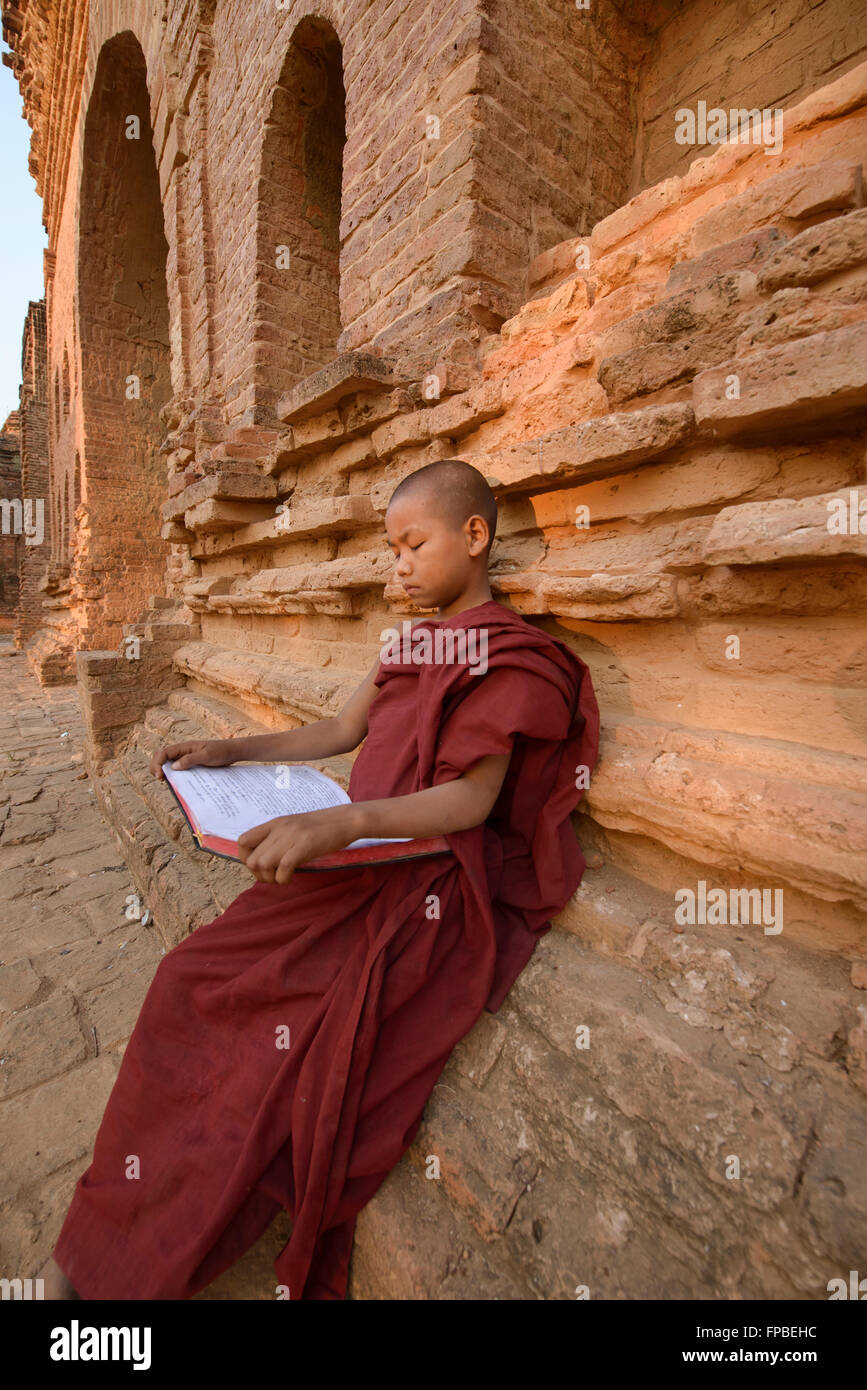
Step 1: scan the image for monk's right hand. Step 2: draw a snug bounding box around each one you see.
[149,739,239,779]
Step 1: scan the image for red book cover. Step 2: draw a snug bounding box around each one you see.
[163,771,453,871]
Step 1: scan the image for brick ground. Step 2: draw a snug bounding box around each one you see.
[0,637,291,1299]
[0,634,162,1285]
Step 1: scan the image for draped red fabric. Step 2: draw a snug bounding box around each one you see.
[52,600,599,1300]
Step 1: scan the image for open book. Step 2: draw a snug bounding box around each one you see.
[162,760,453,871]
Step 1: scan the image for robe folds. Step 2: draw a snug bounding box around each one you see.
[52,599,600,1301]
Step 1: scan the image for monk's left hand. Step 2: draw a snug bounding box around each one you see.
[237,807,359,885]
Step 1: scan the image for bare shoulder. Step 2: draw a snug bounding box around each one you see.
[458,750,512,816]
[335,654,384,750]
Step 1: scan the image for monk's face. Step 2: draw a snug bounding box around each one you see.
[385,493,486,609]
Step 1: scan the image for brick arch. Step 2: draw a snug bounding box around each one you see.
[77,29,171,646]
[252,14,346,419]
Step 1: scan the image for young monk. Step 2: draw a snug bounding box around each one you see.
[41,458,599,1301]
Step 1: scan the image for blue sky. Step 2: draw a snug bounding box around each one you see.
[0,35,50,429]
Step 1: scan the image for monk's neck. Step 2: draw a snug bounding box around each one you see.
[433,587,494,621]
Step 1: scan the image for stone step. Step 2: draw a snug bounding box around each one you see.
[165,687,267,740]
[693,319,867,439]
[136,690,355,789]
[99,695,362,949]
[117,742,250,916]
[94,758,226,951]
[188,493,379,560]
[171,641,358,721]
[162,467,278,523]
[184,551,391,615]
[589,718,867,910]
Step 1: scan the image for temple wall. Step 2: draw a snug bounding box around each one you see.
[0,428,21,631]
[634,0,867,190]
[0,417,22,627]
[12,302,55,666]
[2,0,866,1298]
[12,0,867,668]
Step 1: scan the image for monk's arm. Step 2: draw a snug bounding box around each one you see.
[233,660,381,760]
[348,753,512,840]
[238,752,512,883]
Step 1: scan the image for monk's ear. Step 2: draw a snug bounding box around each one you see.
[465,514,489,556]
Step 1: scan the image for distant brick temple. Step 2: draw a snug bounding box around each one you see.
[10,300,53,658]
[0,410,22,627]
[2,0,867,1297]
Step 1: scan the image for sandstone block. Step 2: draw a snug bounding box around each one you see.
[183,498,276,533]
[693,321,867,436]
[161,468,277,522]
[485,402,695,491]
[352,1163,527,1299]
[542,573,680,621]
[704,490,867,565]
[588,732,867,909]
[276,351,397,423]
[600,270,758,359]
[511,934,803,1210]
[757,206,867,291]
[665,226,788,295]
[735,286,867,355]
[690,161,864,256]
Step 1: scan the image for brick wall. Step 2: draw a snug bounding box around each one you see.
[0,416,22,626]
[6,0,865,676]
[13,301,52,659]
[634,0,867,191]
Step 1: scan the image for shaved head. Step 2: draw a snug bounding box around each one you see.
[387,459,498,556]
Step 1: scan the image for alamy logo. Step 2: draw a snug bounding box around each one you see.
[674,101,783,155]
[827,1270,867,1299]
[379,622,488,675]
[826,489,867,534]
[49,1319,152,1370]
[674,880,783,935]
[0,497,44,545]
[0,1276,44,1299]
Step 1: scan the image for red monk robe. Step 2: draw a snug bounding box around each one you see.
[52,599,600,1300]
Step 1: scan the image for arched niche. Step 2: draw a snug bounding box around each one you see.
[252,15,346,420]
[77,30,172,643]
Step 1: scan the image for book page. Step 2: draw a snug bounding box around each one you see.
[163,762,351,840]
[164,761,412,847]
[344,836,413,848]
